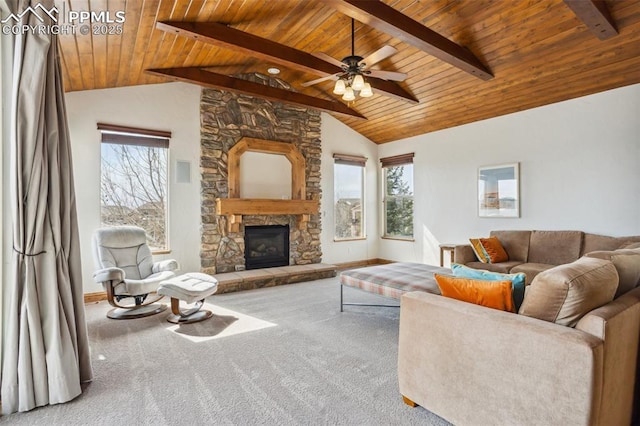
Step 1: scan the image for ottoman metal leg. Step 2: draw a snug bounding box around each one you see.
[167,297,213,324]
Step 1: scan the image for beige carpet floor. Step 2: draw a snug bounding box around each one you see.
[2,277,450,425]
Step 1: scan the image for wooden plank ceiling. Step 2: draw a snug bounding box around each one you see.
[57,0,640,144]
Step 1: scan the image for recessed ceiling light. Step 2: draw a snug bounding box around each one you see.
[267,67,280,75]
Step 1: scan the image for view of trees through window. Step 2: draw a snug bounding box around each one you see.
[334,163,364,240]
[384,165,414,238]
[100,143,168,250]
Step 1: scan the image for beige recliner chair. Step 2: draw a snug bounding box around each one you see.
[93,226,179,319]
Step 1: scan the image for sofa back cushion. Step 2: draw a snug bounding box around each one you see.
[490,230,531,262]
[581,233,640,255]
[527,230,582,265]
[585,248,640,297]
[519,257,618,327]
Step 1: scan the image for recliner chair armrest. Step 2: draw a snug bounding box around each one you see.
[93,267,124,283]
[152,259,179,273]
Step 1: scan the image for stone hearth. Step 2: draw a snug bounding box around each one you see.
[200,73,322,274]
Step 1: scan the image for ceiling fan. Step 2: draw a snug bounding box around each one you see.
[302,19,407,101]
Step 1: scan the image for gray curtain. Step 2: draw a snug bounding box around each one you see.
[1,0,92,414]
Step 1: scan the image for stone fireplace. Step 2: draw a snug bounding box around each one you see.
[200,73,322,274]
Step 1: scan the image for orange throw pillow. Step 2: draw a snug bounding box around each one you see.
[469,238,490,263]
[434,274,515,312]
[480,237,509,263]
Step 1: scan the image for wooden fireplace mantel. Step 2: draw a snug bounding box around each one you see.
[216,198,319,232]
[217,137,319,233]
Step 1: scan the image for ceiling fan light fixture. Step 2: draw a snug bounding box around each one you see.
[352,74,365,91]
[360,82,373,97]
[333,79,346,95]
[342,86,356,102]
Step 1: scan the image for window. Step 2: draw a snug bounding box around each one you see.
[334,154,366,240]
[98,123,170,251]
[381,153,414,239]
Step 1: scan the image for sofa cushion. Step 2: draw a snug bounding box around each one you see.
[518,257,618,327]
[582,233,633,255]
[479,237,509,263]
[469,238,490,263]
[465,261,523,274]
[451,263,525,310]
[585,249,640,297]
[434,273,515,312]
[490,230,531,262]
[527,230,583,266]
[509,263,555,284]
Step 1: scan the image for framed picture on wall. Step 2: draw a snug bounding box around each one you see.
[478,163,520,218]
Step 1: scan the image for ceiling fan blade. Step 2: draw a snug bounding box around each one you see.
[360,45,397,68]
[312,52,346,68]
[301,73,340,87]
[367,69,407,82]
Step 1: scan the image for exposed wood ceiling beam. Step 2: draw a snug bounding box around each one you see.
[563,0,618,40]
[156,21,418,104]
[145,67,366,119]
[322,0,493,81]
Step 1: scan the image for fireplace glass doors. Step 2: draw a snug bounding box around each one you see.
[244,225,290,269]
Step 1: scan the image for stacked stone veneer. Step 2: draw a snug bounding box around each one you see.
[200,73,323,274]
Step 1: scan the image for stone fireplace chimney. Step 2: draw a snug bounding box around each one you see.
[200,73,322,274]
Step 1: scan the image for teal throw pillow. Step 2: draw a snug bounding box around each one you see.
[451,263,526,311]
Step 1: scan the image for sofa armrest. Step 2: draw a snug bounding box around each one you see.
[398,291,604,426]
[93,267,124,283]
[152,259,180,273]
[574,287,640,426]
[453,244,476,264]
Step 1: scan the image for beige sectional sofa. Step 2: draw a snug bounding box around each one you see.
[453,230,640,283]
[398,245,640,425]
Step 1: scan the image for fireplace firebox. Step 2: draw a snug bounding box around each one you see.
[244,225,290,269]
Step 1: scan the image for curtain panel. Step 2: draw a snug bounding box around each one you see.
[0,0,92,414]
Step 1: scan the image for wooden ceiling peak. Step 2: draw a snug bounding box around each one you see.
[323,0,493,80]
[563,0,618,40]
[58,1,640,144]
[145,67,366,120]
[156,21,418,104]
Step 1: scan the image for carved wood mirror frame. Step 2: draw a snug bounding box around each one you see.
[227,137,306,200]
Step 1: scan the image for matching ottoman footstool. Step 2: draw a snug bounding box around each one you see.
[157,272,218,324]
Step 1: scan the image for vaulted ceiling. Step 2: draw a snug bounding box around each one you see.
[57,0,640,144]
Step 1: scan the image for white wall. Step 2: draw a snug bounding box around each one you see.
[320,113,380,264]
[65,82,202,293]
[378,84,640,265]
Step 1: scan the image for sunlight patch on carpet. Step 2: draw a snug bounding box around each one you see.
[165,303,277,342]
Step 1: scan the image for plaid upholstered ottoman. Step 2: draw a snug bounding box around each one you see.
[339,262,449,311]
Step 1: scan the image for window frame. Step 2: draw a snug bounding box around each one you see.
[98,123,171,253]
[380,153,415,240]
[333,154,367,242]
